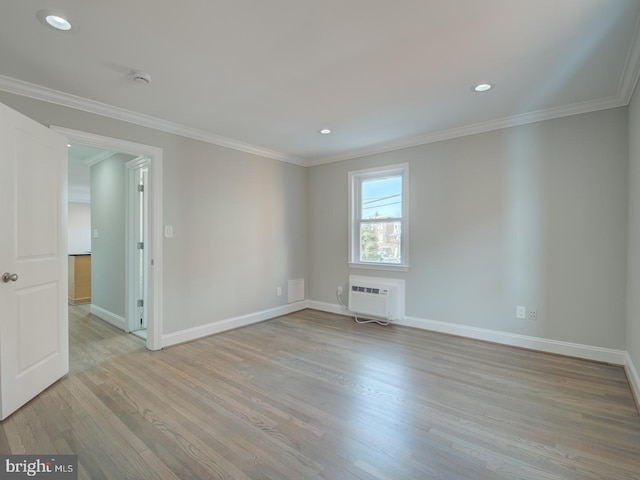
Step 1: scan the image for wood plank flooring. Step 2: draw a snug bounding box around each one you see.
[1,306,639,479]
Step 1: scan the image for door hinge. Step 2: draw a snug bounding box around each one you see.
[137,299,144,307]
[137,242,144,250]
[137,184,144,192]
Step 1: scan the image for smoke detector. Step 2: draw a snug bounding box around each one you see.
[131,71,151,85]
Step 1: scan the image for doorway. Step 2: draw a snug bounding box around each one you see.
[56,126,163,350]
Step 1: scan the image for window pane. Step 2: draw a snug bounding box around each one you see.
[359,221,401,263]
[361,176,402,220]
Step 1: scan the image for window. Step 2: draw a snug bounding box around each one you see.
[349,163,408,269]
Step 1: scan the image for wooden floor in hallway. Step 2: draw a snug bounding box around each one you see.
[1,306,639,479]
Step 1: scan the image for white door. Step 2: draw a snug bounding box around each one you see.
[139,166,149,331]
[126,158,150,334]
[0,103,69,420]
[133,164,149,332]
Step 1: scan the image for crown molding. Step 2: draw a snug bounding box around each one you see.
[305,95,629,166]
[307,17,640,166]
[2,41,639,170]
[0,74,304,166]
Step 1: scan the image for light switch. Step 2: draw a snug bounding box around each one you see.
[164,225,173,238]
[93,228,99,239]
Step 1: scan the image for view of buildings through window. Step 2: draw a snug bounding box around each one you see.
[359,176,402,263]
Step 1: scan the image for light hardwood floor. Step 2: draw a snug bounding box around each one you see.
[1,306,639,479]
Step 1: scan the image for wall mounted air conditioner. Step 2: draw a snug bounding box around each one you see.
[348,275,405,321]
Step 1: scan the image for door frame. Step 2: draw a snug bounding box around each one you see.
[52,126,163,351]
[125,156,150,334]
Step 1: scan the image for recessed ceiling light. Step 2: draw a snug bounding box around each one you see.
[37,10,76,32]
[46,15,71,30]
[473,83,494,92]
[319,129,332,135]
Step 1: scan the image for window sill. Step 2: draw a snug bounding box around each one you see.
[348,262,409,273]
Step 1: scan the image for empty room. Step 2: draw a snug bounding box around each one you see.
[1,1,640,479]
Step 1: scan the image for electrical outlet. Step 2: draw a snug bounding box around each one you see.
[516,306,526,319]
[528,309,537,321]
[337,286,343,296]
[276,287,282,297]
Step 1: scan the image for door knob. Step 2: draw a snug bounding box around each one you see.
[2,272,18,283]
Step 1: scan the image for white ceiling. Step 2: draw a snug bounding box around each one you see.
[2,1,640,166]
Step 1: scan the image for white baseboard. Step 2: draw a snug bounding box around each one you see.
[307,300,350,316]
[90,304,126,331]
[308,301,627,365]
[400,316,627,365]
[625,352,640,409]
[161,301,309,348]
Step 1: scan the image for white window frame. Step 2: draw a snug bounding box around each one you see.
[348,163,409,271]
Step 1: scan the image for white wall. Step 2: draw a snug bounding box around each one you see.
[0,89,631,354]
[162,139,308,331]
[309,108,629,350]
[90,153,133,318]
[0,91,309,337]
[67,202,91,254]
[627,82,640,374]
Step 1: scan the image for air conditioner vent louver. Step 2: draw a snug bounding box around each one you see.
[352,286,383,295]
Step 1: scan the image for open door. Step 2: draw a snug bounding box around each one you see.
[0,103,69,420]
[126,157,150,335]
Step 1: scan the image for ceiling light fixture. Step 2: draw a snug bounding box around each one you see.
[473,83,494,92]
[37,10,75,32]
[319,128,332,135]
[46,15,71,30]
